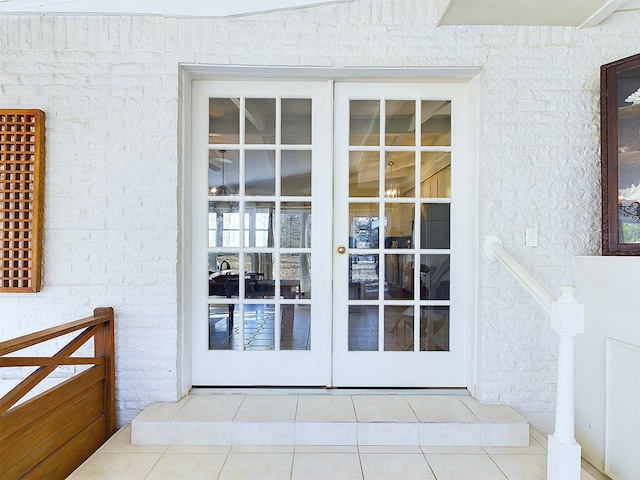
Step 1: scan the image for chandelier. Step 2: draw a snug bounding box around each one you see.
[209,149,234,196]
[209,149,237,215]
[385,160,398,198]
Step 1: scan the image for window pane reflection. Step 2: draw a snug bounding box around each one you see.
[281,253,307,299]
[350,203,379,248]
[350,100,380,146]
[245,151,275,195]
[208,252,240,275]
[385,305,413,351]
[618,91,640,242]
[385,203,414,247]
[384,254,413,300]
[282,99,312,145]
[208,253,250,299]
[421,152,451,198]
[208,203,241,248]
[420,306,449,351]
[421,101,451,147]
[385,152,414,198]
[245,98,276,144]
[420,254,450,301]
[348,305,378,351]
[350,151,379,197]
[208,302,312,352]
[209,303,239,350]
[386,100,415,146]
[209,98,239,145]
[420,203,450,249]
[244,202,274,248]
[281,202,311,248]
[246,253,275,298]
[209,150,239,196]
[281,304,310,350]
[282,150,311,196]
[244,304,275,350]
[349,254,379,300]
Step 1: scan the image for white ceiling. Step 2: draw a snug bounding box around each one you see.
[0,0,638,28]
[0,0,353,17]
[437,0,640,28]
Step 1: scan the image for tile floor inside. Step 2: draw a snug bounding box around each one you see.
[68,425,607,480]
[207,302,449,353]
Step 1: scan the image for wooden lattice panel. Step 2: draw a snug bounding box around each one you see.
[0,109,45,292]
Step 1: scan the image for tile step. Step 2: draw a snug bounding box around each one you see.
[131,392,529,447]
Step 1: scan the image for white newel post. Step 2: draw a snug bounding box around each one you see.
[547,286,584,480]
[484,237,585,479]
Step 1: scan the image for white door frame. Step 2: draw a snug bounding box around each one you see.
[178,66,481,395]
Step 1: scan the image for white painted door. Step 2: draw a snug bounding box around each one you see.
[191,79,471,387]
[191,80,334,386]
[332,82,470,387]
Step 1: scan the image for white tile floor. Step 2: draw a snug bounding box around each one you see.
[130,393,530,448]
[68,425,608,480]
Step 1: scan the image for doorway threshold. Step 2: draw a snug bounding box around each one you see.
[189,386,470,396]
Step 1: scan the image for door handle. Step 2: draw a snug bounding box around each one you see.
[336,245,346,255]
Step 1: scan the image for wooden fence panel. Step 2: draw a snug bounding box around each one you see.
[25,416,107,480]
[0,365,105,442]
[2,380,104,470]
[0,308,115,480]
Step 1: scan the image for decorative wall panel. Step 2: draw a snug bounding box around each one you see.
[0,109,45,292]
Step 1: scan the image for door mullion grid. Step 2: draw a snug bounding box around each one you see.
[238,97,247,346]
[412,193,420,353]
[378,171,385,353]
[274,95,283,350]
[420,146,453,152]
[411,97,421,353]
[378,97,386,353]
[412,250,420,353]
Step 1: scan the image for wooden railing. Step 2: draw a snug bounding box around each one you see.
[0,307,116,479]
[484,236,584,480]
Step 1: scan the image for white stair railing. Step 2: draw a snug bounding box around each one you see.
[484,235,584,480]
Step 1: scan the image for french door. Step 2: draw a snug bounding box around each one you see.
[332,82,469,387]
[190,80,334,385]
[190,79,470,387]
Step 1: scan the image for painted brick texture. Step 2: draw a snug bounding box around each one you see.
[0,1,638,428]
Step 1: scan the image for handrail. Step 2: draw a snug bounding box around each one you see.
[484,236,584,480]
[0,307,116,479]
[484,235,555,313]
[0,307,115,421]
[0,310,113,356]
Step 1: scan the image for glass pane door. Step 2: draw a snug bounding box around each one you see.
[191,79,470,388]
[332,82,470,387]
[191,81,333,386]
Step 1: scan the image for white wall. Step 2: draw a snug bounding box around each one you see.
[575,257,640,478]
[1,1,638,427]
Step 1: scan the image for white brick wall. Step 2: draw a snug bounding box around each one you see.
[1,1,638,429]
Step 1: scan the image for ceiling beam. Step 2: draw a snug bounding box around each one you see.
[579,0,629,28]
[436,0,631,28]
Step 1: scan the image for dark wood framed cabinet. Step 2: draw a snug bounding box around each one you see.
[601,53,640,255]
